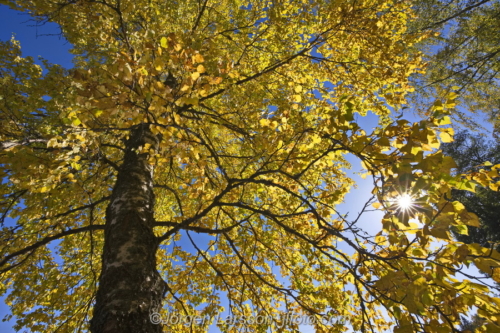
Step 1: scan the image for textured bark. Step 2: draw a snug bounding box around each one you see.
[90,124,165,333]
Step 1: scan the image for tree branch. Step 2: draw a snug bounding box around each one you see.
[421,0,492,30]
[0,224,105,273]
[192,0,209,33]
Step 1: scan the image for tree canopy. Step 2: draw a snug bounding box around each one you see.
[1,0,500,332]
[443,131,500,252]
[410,0,500,134]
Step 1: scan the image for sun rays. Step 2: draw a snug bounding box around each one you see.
[396,193,414,212]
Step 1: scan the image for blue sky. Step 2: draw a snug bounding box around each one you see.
[0,5,72,69]
[0,5,73,332]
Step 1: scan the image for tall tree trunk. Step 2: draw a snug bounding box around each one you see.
[90,124,165,333]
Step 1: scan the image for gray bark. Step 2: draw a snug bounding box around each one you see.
[90,124,165,333]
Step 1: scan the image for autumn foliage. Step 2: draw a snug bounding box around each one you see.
[1,0,500,332]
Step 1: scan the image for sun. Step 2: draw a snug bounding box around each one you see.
[396,193,414,211]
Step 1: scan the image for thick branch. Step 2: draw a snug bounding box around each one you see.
[0,225,105,273]
[154,220,243,234]
[191,0,209,33]
[0,138,47,150]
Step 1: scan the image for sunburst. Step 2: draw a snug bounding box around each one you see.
[388,191,422,221]
[396,193,414,212]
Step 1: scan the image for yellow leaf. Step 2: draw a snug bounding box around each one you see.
[437,116,451,125]
[311,134,321,144]
[442,156,457,170]
[191,72,200,80]
[47,138,58,148]
[378,137,390,146]
[184,97,199,106]
[197,64,206,73]
[455,224,468,235]
[160,37,168,48]
[260,119,270,127]
[492,268,500,283]
[452,201,465,212]
[412,248,426,257]
[462,212,480,227]
[430,227,450,240]
[211,77,222,85]
[372,202,381,209]
[440,132,453,143]
[154,58,163,71]
[193,54,204,63]
[71,162,81,170]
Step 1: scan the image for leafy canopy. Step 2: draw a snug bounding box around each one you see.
[1,0,500,332]
[443,131,500,251]
[410,0,500,134]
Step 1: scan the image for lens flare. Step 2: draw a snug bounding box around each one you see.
[396,193,413,211]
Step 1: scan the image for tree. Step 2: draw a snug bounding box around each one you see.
[409,0,500,135]
[1,1,500,332]
[460,314,486,332]
[442,131,500,257]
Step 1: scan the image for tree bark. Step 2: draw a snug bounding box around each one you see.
[90,124,165,333]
